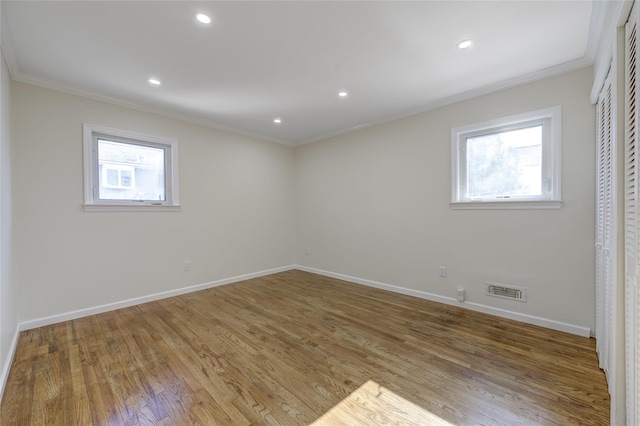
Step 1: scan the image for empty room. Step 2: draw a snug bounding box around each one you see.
[0,0,637,425]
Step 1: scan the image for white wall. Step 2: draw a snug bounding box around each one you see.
[0,49,15,390]
[295,67,596,332]
[12,82,295,323]
[9,66,596,333]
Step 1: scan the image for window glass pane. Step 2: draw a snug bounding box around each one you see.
[98,139,165,201]
[120,170,132,187]
[106,168,119,187]
[466,125,542,198]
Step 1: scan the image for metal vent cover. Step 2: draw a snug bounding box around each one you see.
[485,282,527,302]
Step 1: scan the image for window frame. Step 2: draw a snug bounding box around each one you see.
[450,105,562,210]
[83,124,180,212]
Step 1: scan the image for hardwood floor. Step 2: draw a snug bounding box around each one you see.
[1,270,609,425]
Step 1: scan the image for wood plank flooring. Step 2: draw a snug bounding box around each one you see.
[0,270,609,425]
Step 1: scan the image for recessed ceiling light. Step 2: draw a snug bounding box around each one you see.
[338,91,349,98]
[273,118,282,124]
[196,13,211,24]
[458,40,473,49]
[148,78,161,86]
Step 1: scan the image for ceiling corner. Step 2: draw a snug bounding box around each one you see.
[0,2,19,80]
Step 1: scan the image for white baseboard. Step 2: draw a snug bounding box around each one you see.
[6,262,590,402]
[1,264,591,403]
[295,265,592,337]
[2,265,296,402]
[0,325,20,401]
[19,265,296,331]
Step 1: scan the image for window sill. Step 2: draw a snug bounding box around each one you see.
[83,204,181,212]
[450,200,562,210]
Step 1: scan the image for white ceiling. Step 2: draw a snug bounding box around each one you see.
[2,1,597,145]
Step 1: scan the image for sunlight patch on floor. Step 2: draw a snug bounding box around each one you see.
[312,380,454,425]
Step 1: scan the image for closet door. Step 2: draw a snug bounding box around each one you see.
[596,70,614,379]
[625,5,639,424]
[595,75,612,377]
[595,74,605,369]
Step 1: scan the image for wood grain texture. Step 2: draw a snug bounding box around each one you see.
[1,270,609,425]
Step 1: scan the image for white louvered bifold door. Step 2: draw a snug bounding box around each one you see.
[596,69,615,380]
[625,4,640,424]
[596,75,603,350]
[595,73,605,366]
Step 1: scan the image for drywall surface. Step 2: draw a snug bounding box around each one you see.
[12,82,295,322]
[0,50,15,386]
[295,67,596,330]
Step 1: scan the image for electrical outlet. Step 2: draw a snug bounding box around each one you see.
[305,247,310,256]
[456,287,465,302]
[439,266,447,277]
[183,260,191,272]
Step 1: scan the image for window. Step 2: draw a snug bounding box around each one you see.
[451,106,561,209]
[83,124,180,211]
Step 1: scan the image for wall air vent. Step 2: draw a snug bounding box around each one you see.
[485,282,527,302]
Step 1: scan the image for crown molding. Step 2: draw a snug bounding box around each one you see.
[298,57,592,146]
[0,0,599,148]
[0,7,294,149]
[590,0,634,104]
[4,50,592,149]
[12,71,295,147]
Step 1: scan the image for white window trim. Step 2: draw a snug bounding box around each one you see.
[83,124,180,212]
[450,105,562,210]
